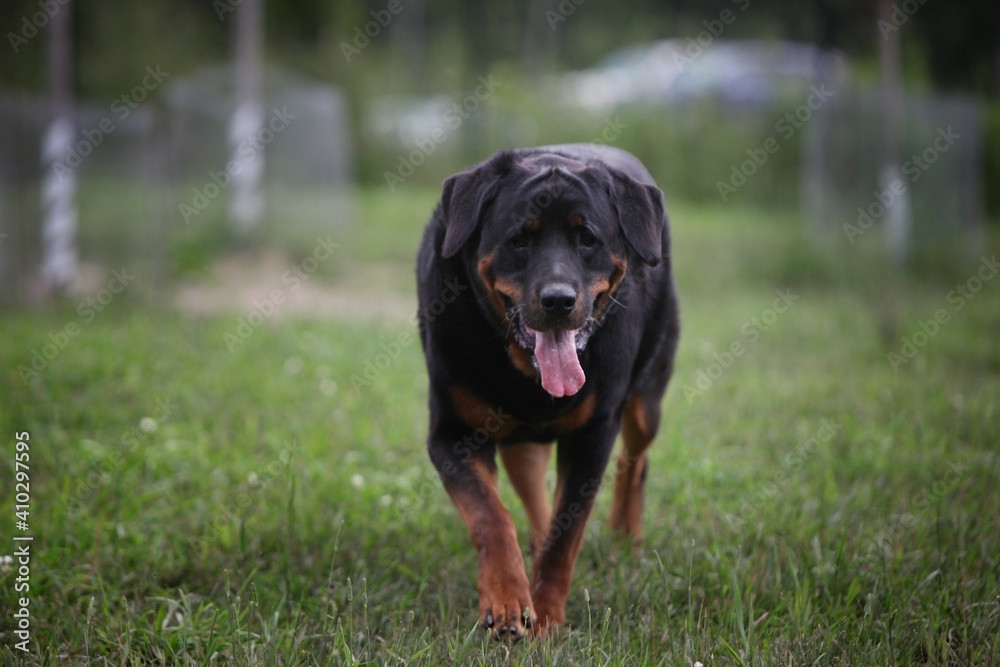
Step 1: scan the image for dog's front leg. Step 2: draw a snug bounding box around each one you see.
[428,432,536,640]
[529,416,619,634]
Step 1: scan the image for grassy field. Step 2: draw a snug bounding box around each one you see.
[1,188,998,665]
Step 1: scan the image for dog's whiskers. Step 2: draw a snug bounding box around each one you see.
[505,305,526,340]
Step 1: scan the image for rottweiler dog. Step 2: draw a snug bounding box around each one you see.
[416,144,679,640]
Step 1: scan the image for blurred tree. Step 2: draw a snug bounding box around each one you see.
[1,0,997,97]
[521,0,560,74]
[909,0,999,93]
[390,0,427,86]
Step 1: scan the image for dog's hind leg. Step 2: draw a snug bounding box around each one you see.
[609,392,661,540]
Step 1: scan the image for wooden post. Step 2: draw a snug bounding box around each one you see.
[878,0,911,264]
[228,0,265,235]
[41,0,77,293]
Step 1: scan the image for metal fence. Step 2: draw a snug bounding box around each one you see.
[0,65,354,306]
[802,85,983,258]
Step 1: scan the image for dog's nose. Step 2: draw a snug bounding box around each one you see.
[540,284,577,315]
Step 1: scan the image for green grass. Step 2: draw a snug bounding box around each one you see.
[1,189,998,665]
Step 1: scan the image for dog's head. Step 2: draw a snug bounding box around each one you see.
[439,149,665,398]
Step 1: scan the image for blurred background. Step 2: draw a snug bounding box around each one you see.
[0,0,997,304]
[2,3,999,662]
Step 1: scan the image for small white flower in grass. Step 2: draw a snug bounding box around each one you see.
[694,662,704,667]
[248,473,260,488]
[140,417,157,433]
[0,555,13,573]
[351,474,364,489]
[283,356,304,375]
[379,494,393,507]
[320,379,338,397]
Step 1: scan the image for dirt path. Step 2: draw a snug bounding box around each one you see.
[173,251,416,323]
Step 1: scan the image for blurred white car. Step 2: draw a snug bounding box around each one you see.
[362,39,851,149]
[547,39,851,111]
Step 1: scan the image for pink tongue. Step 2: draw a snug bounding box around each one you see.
[532,328,586,398]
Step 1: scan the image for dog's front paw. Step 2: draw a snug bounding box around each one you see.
[479,572,536,641]
[527,585,567,638]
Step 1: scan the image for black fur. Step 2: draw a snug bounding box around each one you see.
[416,144,680,636]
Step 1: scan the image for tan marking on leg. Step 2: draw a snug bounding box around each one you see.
[531,456,594,633]
[500,443,553,555]
[531,524,586,633]
[449,460,536,640]
[609,393,655,539]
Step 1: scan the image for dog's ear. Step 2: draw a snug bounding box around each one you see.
[440,163,501,258]
[609,171,666,266]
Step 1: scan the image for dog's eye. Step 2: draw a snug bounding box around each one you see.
[510,232,530,250]
[578,231,598,250]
